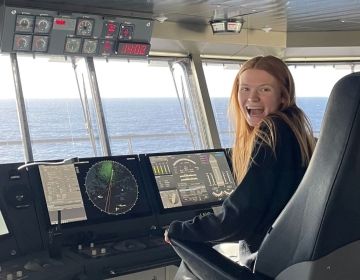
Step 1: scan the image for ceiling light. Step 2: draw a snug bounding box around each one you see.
[209,18,244,34]
[261,26,272,33]
[155,14,168,23]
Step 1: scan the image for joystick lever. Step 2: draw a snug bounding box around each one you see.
[48,210,63,259]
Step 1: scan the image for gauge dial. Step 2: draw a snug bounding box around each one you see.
[13,34,32,51]
[34,16,53,34]
[119,24,134,40]
[82,39,98,54]
[64,37,82,53]
[76,18,95,36]
[32,35,49,52]
[85,161,138,215]
[15,15,35,33]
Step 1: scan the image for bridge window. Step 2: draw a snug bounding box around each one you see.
[203,60,358,142]
[94,58,202,154]
[203,61,240,148]
[0,54,24,163]
[17,55,101,160]
[289,63,356,136]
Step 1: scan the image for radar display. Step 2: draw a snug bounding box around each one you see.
[85,160,138,215]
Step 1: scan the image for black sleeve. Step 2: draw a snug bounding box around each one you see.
[167,118,305,245]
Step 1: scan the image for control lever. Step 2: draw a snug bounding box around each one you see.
[48,210,63,259]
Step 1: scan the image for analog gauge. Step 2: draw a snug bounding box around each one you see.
[64,37,82,53]
[119,24,134,40]
[76,18,95,36]
[102,21,119,38]
[85,161,138,215]
[13,34,32,51]
[34,16,53,34]
[15,15,35,33]
[82,39,98,54]
[99,39,115,55]
[32,35,49,52]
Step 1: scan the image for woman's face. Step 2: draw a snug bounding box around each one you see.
[238,69,284,127]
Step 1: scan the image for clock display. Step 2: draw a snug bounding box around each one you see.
[117,42,150,56]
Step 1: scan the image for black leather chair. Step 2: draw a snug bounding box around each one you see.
[170,72,360,280]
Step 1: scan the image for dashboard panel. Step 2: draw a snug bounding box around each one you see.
[0,149,235,279]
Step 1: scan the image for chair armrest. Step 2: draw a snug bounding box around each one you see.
[170,238,270,280]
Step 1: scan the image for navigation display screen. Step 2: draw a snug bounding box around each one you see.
[0,209,9,236]
[39,164,87,225]
[148,150,236,209]
[38,156,152,226]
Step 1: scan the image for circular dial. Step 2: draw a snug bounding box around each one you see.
[82,39,98,54]
[35,17,52,33]
[76,19,94,36]
[85,161,138,215]
[16,15,34,33]
[65,38,81,53]
[33,36,49,52]
[13,35,32,51]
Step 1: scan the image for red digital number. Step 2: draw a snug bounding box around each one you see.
[120,43,148,56]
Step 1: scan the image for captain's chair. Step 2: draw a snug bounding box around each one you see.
[170,72,360,280]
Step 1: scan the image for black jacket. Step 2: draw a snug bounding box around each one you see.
[167,117,306,252]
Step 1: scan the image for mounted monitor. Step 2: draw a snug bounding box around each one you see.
[36,155,152,227]
[144,150,236,213]
[0,208,9,236]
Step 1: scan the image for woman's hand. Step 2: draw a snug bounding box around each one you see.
[164,229,171,244]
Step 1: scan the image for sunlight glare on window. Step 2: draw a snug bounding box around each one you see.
[0,54,24,163]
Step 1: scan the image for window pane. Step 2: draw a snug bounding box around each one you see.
[94,58,201,154]
[0,54,24,163]
[17,55,101,160]
[289,64,353,136]
[203,62,240,148]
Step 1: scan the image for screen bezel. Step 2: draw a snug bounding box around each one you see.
[141,149,235,214]
[34,155,153,229]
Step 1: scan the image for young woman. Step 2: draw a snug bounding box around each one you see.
[165,56,316,277]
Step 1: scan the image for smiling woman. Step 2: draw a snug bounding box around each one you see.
[238,69,284,127]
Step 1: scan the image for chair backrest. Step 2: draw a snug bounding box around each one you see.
[255,72,360,279]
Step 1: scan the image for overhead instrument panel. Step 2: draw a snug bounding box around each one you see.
[146,150,237,210]
[0,5,153,57]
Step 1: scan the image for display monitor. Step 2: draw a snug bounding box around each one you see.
[38,155,152,227]
[0,209,9,236]
[147,150,236,210]
[39,164,87,225]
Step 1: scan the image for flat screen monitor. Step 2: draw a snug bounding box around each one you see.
[147,150,236,210]
[39,164,87,225]
[0,209,9,236]
[38,155,152,226]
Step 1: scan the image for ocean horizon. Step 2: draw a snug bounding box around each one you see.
[0,97,327,163]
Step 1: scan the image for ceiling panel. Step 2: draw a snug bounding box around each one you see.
[5,0,360,32]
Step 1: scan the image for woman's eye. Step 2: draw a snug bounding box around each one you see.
[259,87,272,93]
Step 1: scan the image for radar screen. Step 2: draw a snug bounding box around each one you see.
[38,156,151,227]
[147,150,236,210]
[0,208,9,236]
[84,160,138,215]
[78,156,151,223]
